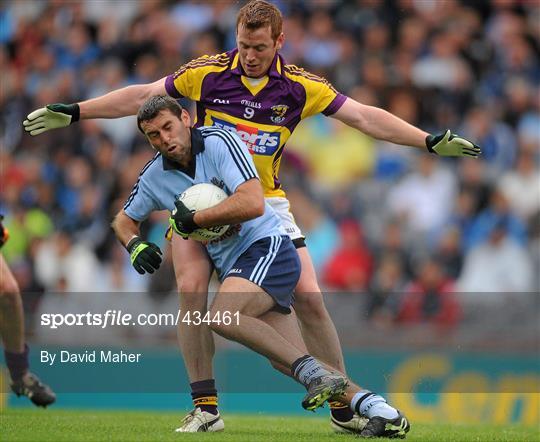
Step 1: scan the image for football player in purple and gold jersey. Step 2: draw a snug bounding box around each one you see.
[23,0,480,437]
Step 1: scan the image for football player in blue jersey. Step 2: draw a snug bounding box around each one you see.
[112,95,380,433]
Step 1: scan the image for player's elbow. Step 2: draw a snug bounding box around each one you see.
[141,78,167,102]
[239,190,265,221]
[351,104,373,133]
[110,212,121,235]
[252,197,265,218]
[247,195,265,219]
[111,210,131,238]
[236,181,265,220]
[336,98,371,132]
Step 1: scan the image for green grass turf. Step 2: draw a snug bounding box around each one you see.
[1,409,538,441]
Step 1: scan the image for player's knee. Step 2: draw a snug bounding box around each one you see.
[208,317,229,337]
[0,284,21,308]
[178,276,207,294]
[209,320,223,336]
[207,305,231,337]
[0,271,20,296]
[294,291,328,322]
[177,276,208,309]
[295,274,321,294]
[178,290,207,311]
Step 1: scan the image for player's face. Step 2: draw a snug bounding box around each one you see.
[141,109,192,165]
[237,24,284,78]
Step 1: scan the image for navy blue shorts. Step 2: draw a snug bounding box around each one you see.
[224,235,301,313]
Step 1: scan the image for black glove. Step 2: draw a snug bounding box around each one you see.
[169,199,199,239]
[126,237,162,274]
[426,130,481,158]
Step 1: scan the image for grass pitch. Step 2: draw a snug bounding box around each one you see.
[1,408,538,441]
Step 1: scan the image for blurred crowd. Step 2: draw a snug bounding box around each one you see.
[1,0,539,334]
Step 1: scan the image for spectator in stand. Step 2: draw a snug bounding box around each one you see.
[286,188,339,274]
[460,107,517,177]
[503,76,535,128]
[34,229,100,292]
[448,189,478,251]
[515,90,540,152]
[323,220,373,291]
[397,258,461,329]
[467,189,527,250]
[458,216,534,293]
[435,227,463,280]
[457,158,491,216]
[366,254,406,326]
[373,220,413,279]
[412,29,472,92]
[332,33,361,94]
[53,23,100,72]
[387,154,456,244]
[303,9,341,70]
[288,114,375,190]
[499,150,540,223]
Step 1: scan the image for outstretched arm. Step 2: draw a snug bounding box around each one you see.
[331,97,481,157]
[79,78,166,119]
[332,97,427,148]
[23,78,167,136]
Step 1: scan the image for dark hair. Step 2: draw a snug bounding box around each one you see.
[236,0,283,42]
[137,95,183,133]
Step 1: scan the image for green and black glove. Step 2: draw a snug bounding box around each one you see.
[126,237,162,275]
[426,130,481,158]
[168,199,199,239]
[23,103,80,136]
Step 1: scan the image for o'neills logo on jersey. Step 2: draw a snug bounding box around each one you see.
[210,177,226,190]
[241,99,262,109]
[211,117,281,155]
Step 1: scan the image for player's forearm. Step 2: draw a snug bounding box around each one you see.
[337,99,428,148]
[111,211,141,248]
[195,195,264,227]
[78,84,152,119]
[355,105,428,148]
[194,187,264,227]
[79,77,166,119]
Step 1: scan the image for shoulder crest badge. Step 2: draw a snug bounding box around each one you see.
[270,104,289,123]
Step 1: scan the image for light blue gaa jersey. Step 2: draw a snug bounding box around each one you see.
[123,126,284,279]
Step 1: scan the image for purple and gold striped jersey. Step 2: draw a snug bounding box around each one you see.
[165,48,346,198]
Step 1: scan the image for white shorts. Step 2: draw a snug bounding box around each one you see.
[265,197,304,241]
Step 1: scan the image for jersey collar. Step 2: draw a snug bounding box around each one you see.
[230,48,283,78]
[162,128,205,176]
